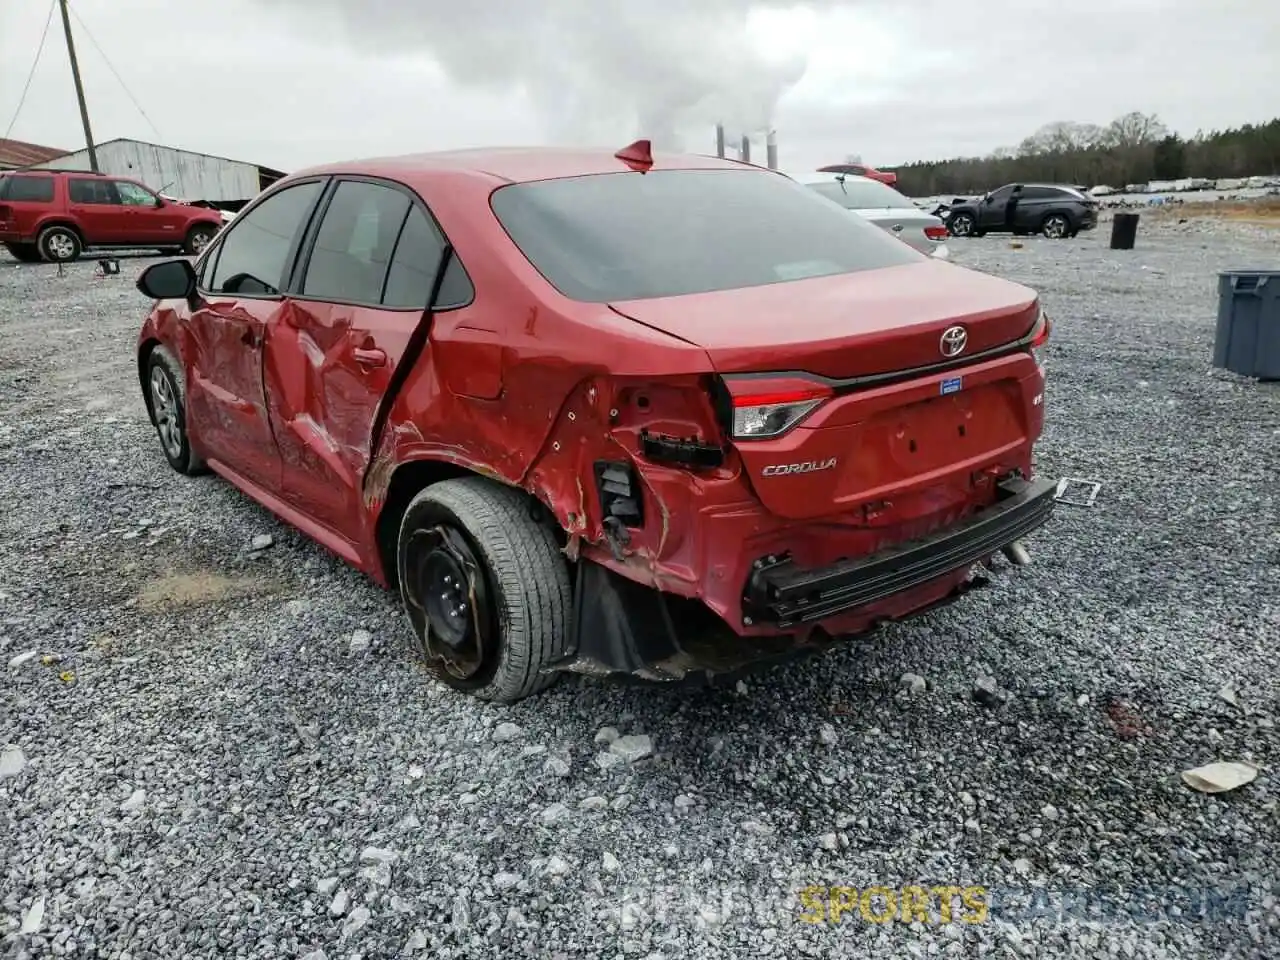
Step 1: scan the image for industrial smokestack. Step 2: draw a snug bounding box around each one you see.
[765,129,778,170]
[715,124,726,158]
[740,135,750,164]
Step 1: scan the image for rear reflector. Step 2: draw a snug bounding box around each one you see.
[924,225,948,241]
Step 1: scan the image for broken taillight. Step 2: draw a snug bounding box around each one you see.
[724,377,834,440]
[924,225,949,241]
[1028,306,1051,370]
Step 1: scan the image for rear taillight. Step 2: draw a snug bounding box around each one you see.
[724,377,833,440]
[0,204,12,221]
[1028,307,1051,370]
[924,225,948,241]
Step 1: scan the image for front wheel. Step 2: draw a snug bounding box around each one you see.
[145,344,206,475]
[397,478,572,703]
[1041,214,1071,239]
[948,212,975,237]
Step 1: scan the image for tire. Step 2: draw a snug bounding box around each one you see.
[184,224,218,256]
[948,212,975,237]
[1041,214,1071,239]
[145,344,206,475]
[3,242,42,263]
[38,225,82,262]
[397,477,572,703]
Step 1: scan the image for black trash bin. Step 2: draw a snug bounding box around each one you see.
[1213,270,1280,381]
[1110,212,1139,250]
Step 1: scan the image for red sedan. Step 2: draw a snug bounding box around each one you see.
[134,141,1055,702]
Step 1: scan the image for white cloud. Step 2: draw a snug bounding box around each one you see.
[2,0,1276,176]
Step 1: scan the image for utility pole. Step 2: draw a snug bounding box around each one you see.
[58,0,98,172]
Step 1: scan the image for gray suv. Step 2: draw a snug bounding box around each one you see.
[946,183,1099,240]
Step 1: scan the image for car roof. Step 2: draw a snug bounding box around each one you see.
[293,146,761,186]
[804,174,880,187]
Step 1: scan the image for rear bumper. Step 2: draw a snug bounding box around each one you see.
[557,474,1057,682]
[742,475,1056,627]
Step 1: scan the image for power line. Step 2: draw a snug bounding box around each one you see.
[2,0,58,143]
[66,0,163,141]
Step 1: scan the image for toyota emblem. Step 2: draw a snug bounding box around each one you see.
[940,325,968,358]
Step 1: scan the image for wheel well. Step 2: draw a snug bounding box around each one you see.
[374,460,569,591]
[38,220,84,243]
[138,338,160,424]
[187,220,219,238]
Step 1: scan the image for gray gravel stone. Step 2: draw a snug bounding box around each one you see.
[608,733,653,761]
[0,744,26,778]
[492,721,523,742]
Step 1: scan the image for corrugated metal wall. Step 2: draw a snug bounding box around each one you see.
[30,140,264,202]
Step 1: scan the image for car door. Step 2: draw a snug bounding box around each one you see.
[1014,186,1052,230]
[266,177,469,543]
[113,179,187,245]
[184,178,326,492]
[977,185,1015,230]
[66,176,124,243]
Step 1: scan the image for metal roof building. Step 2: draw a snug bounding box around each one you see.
[0,138,70,170]
[23,138,286,206]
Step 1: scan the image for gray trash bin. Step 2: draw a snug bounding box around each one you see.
[1212,271,1280,381]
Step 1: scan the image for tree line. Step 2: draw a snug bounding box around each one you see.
[888,112,1280,197]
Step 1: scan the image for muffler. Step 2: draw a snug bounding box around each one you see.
[1002,540,1032,566]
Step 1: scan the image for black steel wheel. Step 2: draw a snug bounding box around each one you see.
[397,478,572,702]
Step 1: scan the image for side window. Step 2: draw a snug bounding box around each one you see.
[986,186,1013,204]
[300,181,411,305]
[0,176,55,202]
[68,178,119,204]
[207,180,323,296]
[114,181,157,206]
[1020,186,1052,200]
[382,205,474,310]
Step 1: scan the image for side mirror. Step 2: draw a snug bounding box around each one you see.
[154,196,165,208]
[137,258,197,301]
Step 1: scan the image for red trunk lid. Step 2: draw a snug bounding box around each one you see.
[609,259,1038,379]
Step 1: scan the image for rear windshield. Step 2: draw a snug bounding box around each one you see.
[808,178,916,210]
[0,175,55,202]
[489,168,919,303]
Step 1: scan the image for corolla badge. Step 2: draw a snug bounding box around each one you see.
[761,458,838,477]
[940,325,968,357]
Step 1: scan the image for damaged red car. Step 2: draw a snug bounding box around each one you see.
[134,142,1056,703]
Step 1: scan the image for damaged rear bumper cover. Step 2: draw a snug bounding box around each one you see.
[555,476,1058,681]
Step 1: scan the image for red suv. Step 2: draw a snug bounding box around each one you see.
[0,169,224,263]
[133,143,1056,703]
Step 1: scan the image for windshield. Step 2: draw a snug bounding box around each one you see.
[807,178,916,210]
[489,168,919,303]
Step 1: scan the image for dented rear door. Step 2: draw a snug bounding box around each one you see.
[264,180,443,543]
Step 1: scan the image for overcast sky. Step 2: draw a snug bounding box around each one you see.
[2,0,1277,177]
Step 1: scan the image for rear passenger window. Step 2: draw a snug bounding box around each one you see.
[0,176,55,202]
[68,178,119,204]
[301,181,411,305]
[382,205,473,310]
[207,180,322,296]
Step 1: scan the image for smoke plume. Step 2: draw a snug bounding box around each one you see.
[251,1,860,151]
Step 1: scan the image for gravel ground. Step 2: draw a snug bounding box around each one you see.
[2,221,1279,959]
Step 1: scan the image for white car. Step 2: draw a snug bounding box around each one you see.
[807,175,950,260]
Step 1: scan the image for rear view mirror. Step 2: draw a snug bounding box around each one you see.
[137,258,197,300]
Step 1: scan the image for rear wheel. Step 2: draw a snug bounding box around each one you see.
[184,224,218,256]
[3,242,41,263]
[38,225,82,262]
[145,344,206,475]
[397,477,572,703]
[1041,214,1071,239]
